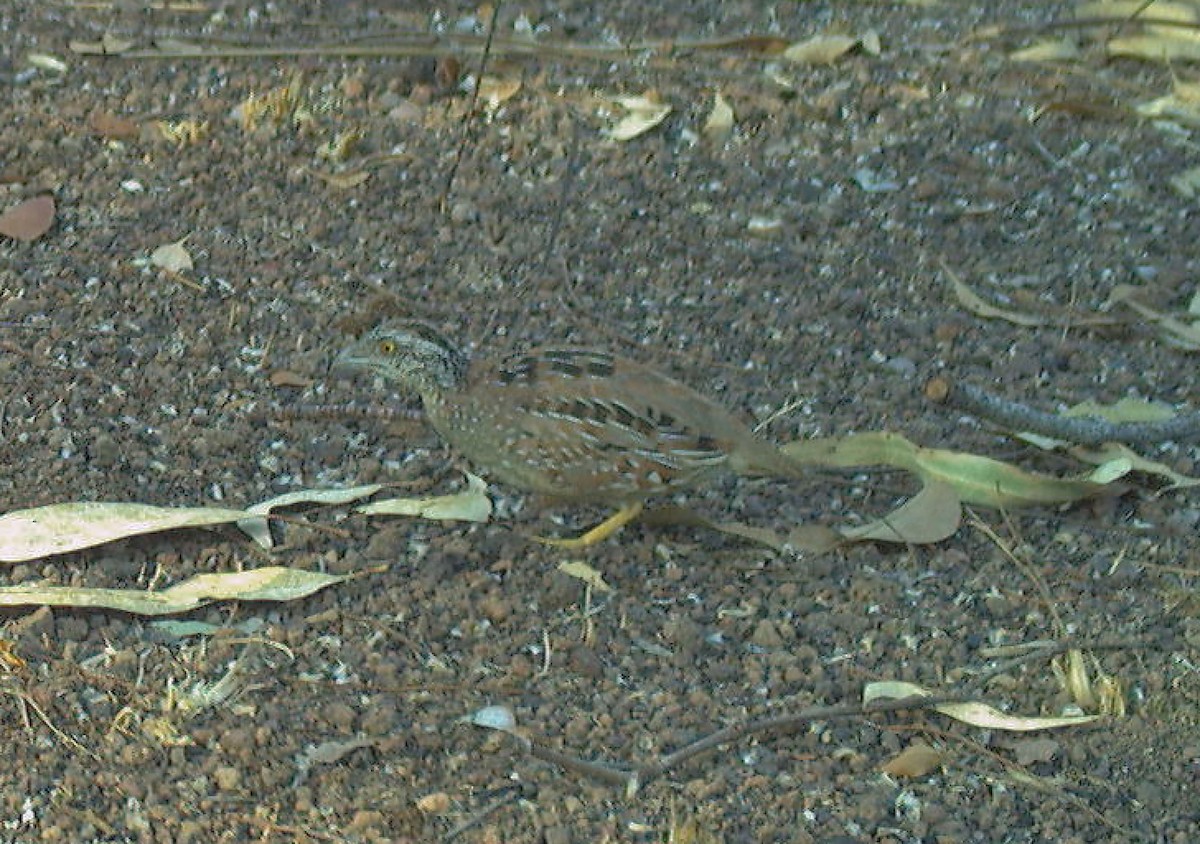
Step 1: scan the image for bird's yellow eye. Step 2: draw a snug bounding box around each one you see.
[378,339,397,355]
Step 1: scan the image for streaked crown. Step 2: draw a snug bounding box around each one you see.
[334,321,469,396]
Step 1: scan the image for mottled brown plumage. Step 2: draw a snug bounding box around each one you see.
[335,322,797,544]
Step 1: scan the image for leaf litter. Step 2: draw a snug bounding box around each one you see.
[0,476,491,616]
[0,195,56,242]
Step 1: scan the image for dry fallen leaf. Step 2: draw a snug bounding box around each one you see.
[89,110,141,140]
[268,370,312,388]
[239,483,384,548]
[607,91,672,141]
[781,34,860,65]
[702,91,735,140]
[1009,39,1082,62]
[1169,165,1200,198]
[0,195,55,242]
[150,238,194,273]
[27,53,68,73]
[1136,80,1200,128]
[557,560,613,593]
[307,167,372,189]
[837,480,961,545]
[949,272,1048,327]
[0,567,346,616]
[68,34,136,55]
[781,431,1129,509]
[881,742,944,778]
[0,502,252,563]
[356,473,492,522]
[1107,283,1200,350]
[865,681,1101,730]
[478,76,522,110]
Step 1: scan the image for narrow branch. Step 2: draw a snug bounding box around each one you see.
[936,379,1200,446]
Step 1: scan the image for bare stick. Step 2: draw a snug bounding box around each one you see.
[937,378,1200,446]
[440,2,501,212]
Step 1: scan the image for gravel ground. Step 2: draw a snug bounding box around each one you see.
[2,1,1198,842]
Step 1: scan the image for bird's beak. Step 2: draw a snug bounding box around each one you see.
[330,341,369,377]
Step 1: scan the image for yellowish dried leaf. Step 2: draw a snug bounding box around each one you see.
[0,567,345,616]
[781,34,859,65]
[557,560,613,592]
[150,238,194,273]
[68,34,135,55]
[356,473,491,522]
[0,502,252,563]
[702,91,735,140]
[240,484,384,547]
[781,431,1128,508]
[865,681,1101,730]
[27,53,68,73]
[478,76,522,110]
[1063,397,1175,423]
[949,273,1048,327]
[1172,166,1200,198]
[1073,443,1200,490]
[1010,39,1082,62]
[606,91,672,141]
[1137,80,1200,127]
[860,29,882,56]
[1107,283,1200,349]
[1109,34,1200,60]
[308,168,372,189]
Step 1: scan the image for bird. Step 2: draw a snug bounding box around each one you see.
[333,321,801,547]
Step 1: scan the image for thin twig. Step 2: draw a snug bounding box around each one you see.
[440,2,501,213]
[970,635,1158,684]
[510,693,959,795]
[938,379,1200,446]
[443,783,536,841]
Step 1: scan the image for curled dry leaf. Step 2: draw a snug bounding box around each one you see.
[607,91,672,141]
[356,472,491,522]
[865,681,1101,730]
[239,483,383,548]
[837,480,961,545]
[1137,80,1200,128]
[781,431,1129,509]
[781,34,860,65]
[881,742,944,778]
[478,76,522,110]
[702,91,735,140]
[557,560,613,593]
[949,273,1048,327]
[468,705,518,734]
[1107,283,1200,350]
[150,238,194,273]
[0,195,55,242]
[1169,165,1200,198]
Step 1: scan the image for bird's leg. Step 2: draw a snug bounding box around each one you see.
[535,502,644,549]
